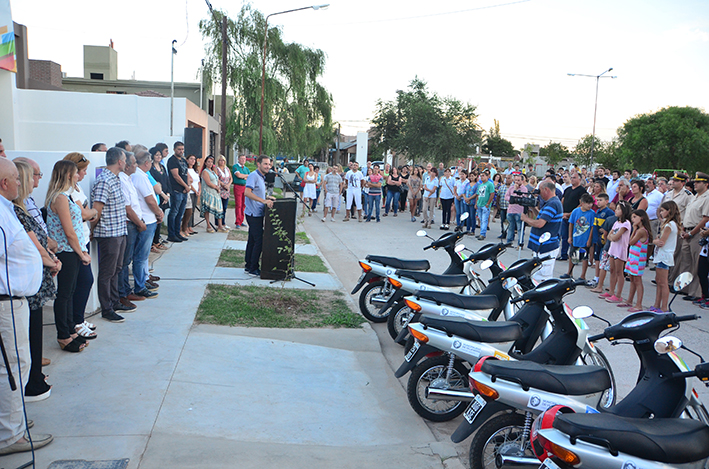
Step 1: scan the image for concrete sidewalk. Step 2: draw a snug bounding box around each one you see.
[3,214,457,468]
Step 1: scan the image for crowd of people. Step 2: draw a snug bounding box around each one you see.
[0,138,244,454]
[297,157,709,311]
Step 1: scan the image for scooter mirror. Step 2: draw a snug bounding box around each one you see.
[654,336,682,354]
[674,272,694,291]
[571,306,594,319]
[416,230,427,237]
[480,259,494,270]
[539,232,551,244]
[454,244,466,253]
[460,212,469,221]
[502,277,518,290]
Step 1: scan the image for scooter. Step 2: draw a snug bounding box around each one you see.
[381,241,509,334]
[397,277,609,422]
[457,273,706,469]
[387,255,548,345]
[531,354,709,469]
[353,214,470,322]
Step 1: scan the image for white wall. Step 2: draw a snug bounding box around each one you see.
[13,86,187,152]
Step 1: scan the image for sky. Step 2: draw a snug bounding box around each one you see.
[10,0,709,151]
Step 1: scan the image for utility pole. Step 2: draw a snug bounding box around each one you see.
[170,40,177,136]
[220,15,228,159]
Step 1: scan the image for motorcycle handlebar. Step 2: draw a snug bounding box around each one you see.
[573,279,587,286]
[510,296,525,304]
[423,244,433,251]
[588,333,605,342]
[676,314,700,322]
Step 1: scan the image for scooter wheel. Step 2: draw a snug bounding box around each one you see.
[387,302,415,344]
[407,355,469,422]
[469,412,531,469]
[358,280,391,323]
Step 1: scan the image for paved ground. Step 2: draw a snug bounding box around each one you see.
[300,201,709,464]
[4,207,461,469]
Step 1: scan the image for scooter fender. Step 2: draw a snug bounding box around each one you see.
[351,270,382,295]
[395,312,421,343]
[450,400,515,443]
[394,341,441,378]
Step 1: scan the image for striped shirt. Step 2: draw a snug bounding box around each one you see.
[91,168,127,238]
[528,196,563,254]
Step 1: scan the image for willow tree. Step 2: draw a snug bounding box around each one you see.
[199,6,333,157]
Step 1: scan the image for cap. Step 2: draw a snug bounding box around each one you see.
[695,172,709,182]
[672,172,689,182]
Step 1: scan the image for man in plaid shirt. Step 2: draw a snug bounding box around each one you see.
[91,147,129,323]
[496,173,511,239]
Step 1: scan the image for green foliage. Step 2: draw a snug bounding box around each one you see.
[540,141,571,167]
[481,120,516,158]
[573,134,607,168]
[200,6,333,157]
[615,106,709,174]
[371,78,481,165]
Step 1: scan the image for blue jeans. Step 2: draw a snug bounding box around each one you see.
[168,190,187,239]
[134,222,156,292]
[119,222,139,298]
[466,204,477,232]
[367,194,381,220]
[478,205,491,237]
[455,198,466,227]
[506,213,524,245]
[560,218,570,259]
[311,189,321,210]
[385,190,400,214]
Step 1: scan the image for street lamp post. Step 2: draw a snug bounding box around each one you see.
[568,67,616,166]
[258,4,329,155]
[170,40,177,136]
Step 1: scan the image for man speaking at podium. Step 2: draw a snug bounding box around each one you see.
[244,155,276,277]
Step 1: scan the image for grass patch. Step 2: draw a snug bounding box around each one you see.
[227,230,310,245]
[197,285,363,328]
[218,249,327,273]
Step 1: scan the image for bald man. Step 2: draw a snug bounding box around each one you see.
[0,158,53,454]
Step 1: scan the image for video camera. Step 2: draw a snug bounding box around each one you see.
[509,190,540,212]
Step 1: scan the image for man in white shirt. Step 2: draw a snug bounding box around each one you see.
[343,162,364,222]
[0,158,53,454]
[118,152,153,308]
[130,150,163,299]
[606,170,621,202]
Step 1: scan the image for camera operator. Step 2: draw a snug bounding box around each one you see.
[521,180,563,283]
[504,173,527,247]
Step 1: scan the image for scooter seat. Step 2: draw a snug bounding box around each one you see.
[481,360,610,395]
[554,413,709,464]
[366,255,430,271]
[396,271,469,287]
[414,291,499,311]
[419,314,522,343]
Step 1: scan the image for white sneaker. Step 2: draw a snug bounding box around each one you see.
[223,224,231,230]
[322,217,326,222]
[330,218,335,222]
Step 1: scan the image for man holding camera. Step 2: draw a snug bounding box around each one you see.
[521,180,563,282]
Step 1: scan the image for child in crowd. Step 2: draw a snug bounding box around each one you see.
[651,201,681,312]
[564,193,595,281]
[605,201,632,303]
[588,193,614,287]
[591,212,618,295]
[622,209,652,311]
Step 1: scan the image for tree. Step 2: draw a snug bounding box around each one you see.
[371,78,481,165]
[199,6,333,157]
[573,134,606,168]
[540,141,570,167]
[616,106,709,173]
[481,120,516,158]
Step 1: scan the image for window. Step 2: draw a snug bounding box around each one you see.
[90,73,104,80]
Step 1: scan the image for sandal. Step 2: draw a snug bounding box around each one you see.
[616,302,632,308]
[627,307,643,312]
[58,338,87,353]
[82,320,97,331]
[75,323,98,340]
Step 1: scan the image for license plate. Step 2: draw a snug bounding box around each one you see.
[541,458,561,469]
[404,340,420,362]
[463,394,487,424]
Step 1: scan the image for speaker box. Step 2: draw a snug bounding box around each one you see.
[261,199,297,280]
[184,127,203,160]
